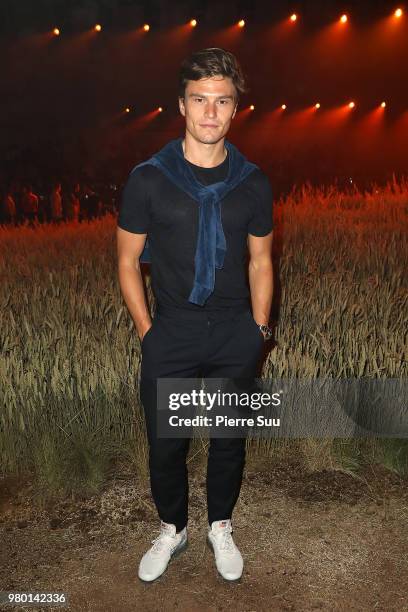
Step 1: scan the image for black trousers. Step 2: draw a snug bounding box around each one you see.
[139,302,264,533]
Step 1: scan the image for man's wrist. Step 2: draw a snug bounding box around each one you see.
[257,322,273,341]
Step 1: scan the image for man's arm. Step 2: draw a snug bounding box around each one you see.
[116,226,152,341]
[247,230,274,330]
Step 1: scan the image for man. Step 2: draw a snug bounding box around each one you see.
[64,182,81,222]
[117,48,273,583]
[50,182,63,223]
[21,185,39,225]
[1,187,17,225]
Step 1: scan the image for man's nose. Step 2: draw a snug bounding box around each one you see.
[204,102,217,117]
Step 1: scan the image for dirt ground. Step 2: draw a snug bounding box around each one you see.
[1,455,408,612]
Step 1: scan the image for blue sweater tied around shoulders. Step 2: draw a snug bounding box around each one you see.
[132,136,258,306]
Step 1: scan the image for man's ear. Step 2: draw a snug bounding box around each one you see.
[178,97,185,117]
[232,103,238,119]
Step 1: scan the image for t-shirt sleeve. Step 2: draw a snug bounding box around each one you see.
[117,166,151,233]
[247,171,274,237]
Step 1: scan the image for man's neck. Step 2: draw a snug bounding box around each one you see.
[181,136,227,168]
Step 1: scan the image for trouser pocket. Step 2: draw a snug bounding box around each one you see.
[141,315,158,349]
[242,310,265,344]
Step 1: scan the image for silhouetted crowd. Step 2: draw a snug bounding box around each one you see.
[0,181,119,226]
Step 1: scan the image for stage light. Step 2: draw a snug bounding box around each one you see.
[381,101,386,108]
[290,14,297,22]
[249,104,255,111]
[125,107,130,113]
[340,14,348,23]
[158,107,163,112]
[143,24,150,31]
[190,19,197,27]
[349,101,355,108]
[281,104,286,110]
[53,27,60,36]
[315,103,321,109]
[238,19,245,27]
[94,24,102,32]
[394,8,403,18]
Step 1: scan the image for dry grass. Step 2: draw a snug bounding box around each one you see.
[0,176,407,494]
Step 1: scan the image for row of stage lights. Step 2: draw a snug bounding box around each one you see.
[123,102,389,113]
[51,8,405,35]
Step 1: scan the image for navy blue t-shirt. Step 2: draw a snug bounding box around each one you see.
[118,148,273,311]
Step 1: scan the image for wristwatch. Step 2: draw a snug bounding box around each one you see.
[258,323,273,341]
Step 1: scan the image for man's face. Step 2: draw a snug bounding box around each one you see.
[178,75,238,145]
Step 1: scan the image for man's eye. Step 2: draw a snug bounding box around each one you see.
[194,98,203,102]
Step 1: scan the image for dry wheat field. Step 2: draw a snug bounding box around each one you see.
[0,177,407,493]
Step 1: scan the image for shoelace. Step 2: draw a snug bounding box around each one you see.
[150,532,176,555]
[217,527,235,553]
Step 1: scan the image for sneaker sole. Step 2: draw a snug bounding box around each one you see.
[138,538,189,583]
[206,535,242,583]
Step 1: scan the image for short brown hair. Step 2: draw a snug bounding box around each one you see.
[178,47,248,103]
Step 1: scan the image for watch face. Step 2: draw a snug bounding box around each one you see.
[260,324,272,339]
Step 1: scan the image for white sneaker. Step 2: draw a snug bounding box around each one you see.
[207,519,243,581]
[138,520,188,582]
